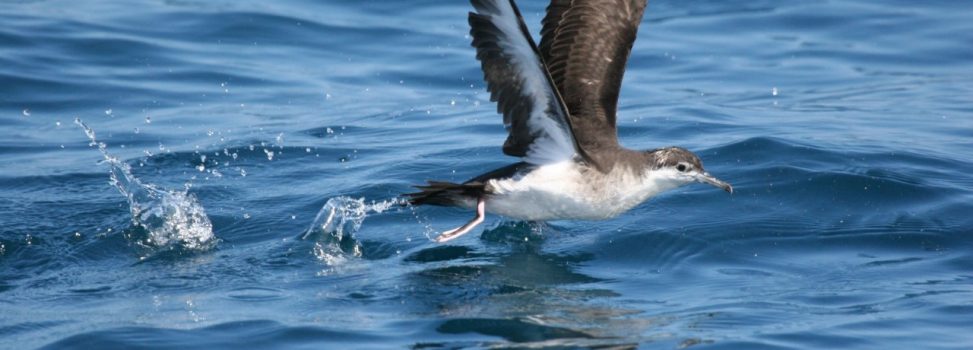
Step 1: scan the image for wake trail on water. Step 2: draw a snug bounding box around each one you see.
[75,118,215,255]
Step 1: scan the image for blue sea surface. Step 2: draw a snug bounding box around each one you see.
[2,0,972,349]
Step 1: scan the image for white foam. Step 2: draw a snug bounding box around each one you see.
[303,196,406,265]
[76,118,216,253]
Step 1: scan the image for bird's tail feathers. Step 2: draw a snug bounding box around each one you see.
[405,181,484,207]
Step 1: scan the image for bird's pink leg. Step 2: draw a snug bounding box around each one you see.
[434,198,485,243]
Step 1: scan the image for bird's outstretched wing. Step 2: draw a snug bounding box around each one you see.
[469,0,579,165]
[539,0,647,165]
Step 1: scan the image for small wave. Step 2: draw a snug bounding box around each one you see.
[37,320,383,350]
[75,119,215,255]
[302,196,406,266]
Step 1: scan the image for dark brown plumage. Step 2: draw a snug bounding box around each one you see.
[468,0,579,161]
[407,162,533,207]
[540,0,647,168]
[410,0,651,206]
[467,0,648,172]
[407,0,731,242]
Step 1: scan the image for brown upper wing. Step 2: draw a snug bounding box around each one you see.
[538,0,647,165]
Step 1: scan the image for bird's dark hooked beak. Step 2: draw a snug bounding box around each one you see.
[695,172,733,194]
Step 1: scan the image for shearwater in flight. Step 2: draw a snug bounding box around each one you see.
[408,0,732,242]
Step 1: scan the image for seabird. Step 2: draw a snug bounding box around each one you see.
[408,0,732,242]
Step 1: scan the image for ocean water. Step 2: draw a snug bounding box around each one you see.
[1,0,972,349]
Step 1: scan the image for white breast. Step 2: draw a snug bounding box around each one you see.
[482,161,682,221]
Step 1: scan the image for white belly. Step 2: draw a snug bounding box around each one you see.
[481,161,676,221]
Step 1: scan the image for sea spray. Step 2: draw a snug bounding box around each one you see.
[303,196,406,264]
[76,118,215,253]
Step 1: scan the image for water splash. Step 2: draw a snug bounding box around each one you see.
[76,118,215,253]
[303,196,406,265]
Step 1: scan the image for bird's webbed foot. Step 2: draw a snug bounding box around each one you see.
[434,198,485,243]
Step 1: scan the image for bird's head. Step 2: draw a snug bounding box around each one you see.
[644,147,733,194]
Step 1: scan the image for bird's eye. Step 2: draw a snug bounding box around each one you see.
[676,164,687,172]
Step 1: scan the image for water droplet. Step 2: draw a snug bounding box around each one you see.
[263,149,275,161]
[76,118,215,253]
[55,121,61,127]
[22,109,30,117]
[145,116,152,124]
[303,196,406,264]
[772,87,778,96]
[243,213,251,219]
[105,108,113,115]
